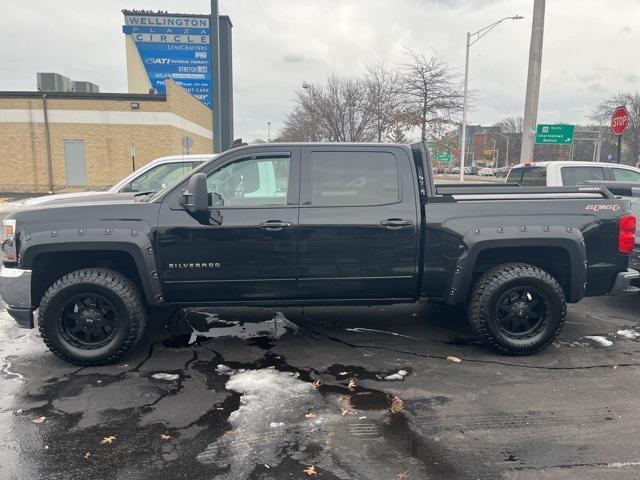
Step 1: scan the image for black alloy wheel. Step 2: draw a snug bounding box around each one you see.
[495,287,546,339]
[60,293,119,349]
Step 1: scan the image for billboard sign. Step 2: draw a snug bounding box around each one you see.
[123,14,213,107]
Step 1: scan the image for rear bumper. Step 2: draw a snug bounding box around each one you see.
[0,267,34,328]
[608,268,640,296]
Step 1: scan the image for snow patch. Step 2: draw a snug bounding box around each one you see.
[617,329,640,340]
[584,336,613,347]
[152,373,180,381]
[383,369,409,381]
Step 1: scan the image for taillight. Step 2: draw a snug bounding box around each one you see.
[619,214,637,255]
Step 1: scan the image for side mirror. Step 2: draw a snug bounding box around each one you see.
[180,173,210,222]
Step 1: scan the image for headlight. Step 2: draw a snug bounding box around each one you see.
[1,218,17,261]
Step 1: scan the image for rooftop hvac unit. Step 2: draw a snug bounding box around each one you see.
[71,81,100,93]
[37,72,71,92]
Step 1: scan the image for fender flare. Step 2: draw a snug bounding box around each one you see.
[447,226,586,305]
[20,227,164,307]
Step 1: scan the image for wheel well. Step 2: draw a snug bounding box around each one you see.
[31,250,144,308]
[473,247,571,298]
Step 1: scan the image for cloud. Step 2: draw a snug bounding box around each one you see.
[0,0,639,140]
[281,54,322,64]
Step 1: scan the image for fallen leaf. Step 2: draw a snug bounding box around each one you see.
[32,416,46,424]
[340,407,355,416]
[390,395,404,413]
[347,378,357,390]
[100,435,117,445]
[303,465,318,476]
[312,379,322,389]
[446,356,462,363]
[338,371,349,376]
[160,433,172,440]
[83,452,91,459]
[398,472,410,480]
[305,412,317,419]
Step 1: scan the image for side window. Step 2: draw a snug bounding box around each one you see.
[307,151,400,206]
[561,166,605,186]
[130,163,193,192]
[206,156,290,207]
[612,168,640,182]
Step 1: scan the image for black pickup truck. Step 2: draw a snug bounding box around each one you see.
[1,143,638,365]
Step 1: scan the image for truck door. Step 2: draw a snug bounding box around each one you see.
[298,146,419,300]
[156,147,300,302]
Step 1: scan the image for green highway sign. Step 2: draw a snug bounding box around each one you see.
[535,124,575,144]
[435,151,452,163]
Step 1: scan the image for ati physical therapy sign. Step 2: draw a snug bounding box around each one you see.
[123,14,213,107]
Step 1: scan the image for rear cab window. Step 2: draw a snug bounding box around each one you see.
[507,166,547,186]
[560,166,605,186]
[304,151,400,206]
[612,168,640,182]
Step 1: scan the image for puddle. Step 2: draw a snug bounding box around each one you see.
[162,309,299,348]
[323,363,413,382]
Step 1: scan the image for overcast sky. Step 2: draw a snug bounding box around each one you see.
[2,0,639,141]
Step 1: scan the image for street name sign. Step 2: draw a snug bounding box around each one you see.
[535,124,575,144]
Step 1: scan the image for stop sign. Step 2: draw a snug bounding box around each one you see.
[611,106,629,136]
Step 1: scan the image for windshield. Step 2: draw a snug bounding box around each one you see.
[124,162,195,193]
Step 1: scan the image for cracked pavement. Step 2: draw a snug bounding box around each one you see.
[0,295,639,479]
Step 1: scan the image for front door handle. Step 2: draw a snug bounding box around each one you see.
[380,218,413,229]
[259,220,293,231]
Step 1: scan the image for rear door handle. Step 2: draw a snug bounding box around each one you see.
[258,220,293,231]
[380,218,414,229]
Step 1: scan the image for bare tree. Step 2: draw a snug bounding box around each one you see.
[397,50,463,141]
[592,92,640,166]
[280,76,377,142]
[494,116,523,165]
[364,62,401,142]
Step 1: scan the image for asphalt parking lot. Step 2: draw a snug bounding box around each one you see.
[0,294,639,480]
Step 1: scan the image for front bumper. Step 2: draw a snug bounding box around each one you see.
[608,268,640,296]
[0,267,34,328]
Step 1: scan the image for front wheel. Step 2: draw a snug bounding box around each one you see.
[38,268,147,366]
[468,263,566,355]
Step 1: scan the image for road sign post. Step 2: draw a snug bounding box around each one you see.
[535,124,575,144]
[610,106,629,164]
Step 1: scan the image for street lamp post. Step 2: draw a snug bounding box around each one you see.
[459,15,523,182]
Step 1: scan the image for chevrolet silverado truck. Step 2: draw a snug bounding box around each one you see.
[1,143,638,365]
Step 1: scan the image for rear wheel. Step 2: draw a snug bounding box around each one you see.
[468,263,566,355]
[38,268,147,366]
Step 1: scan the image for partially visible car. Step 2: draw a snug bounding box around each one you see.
[452,167,461,174]
[479,167,494,176]
[506,161,640,187]
[494,167,510,178]
[18,154,217,209]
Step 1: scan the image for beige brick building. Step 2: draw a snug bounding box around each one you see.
[0,79,213,192]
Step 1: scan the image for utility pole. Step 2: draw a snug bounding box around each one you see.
[210,0,223,153]
[267,122,271,142]
[519,0,545,164]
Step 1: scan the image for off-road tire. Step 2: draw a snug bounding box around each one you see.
[38,268,147,366]
[468,263,566,355]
